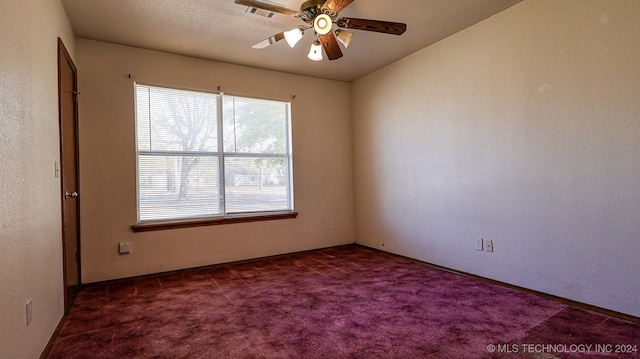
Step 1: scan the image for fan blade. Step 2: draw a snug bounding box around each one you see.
[251,31,285,49]
[319,32,343,60]
[234,0,299,16]
[336,17,407,35]
[322,0,354,14]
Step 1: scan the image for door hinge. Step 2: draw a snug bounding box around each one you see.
[73,91,80,103]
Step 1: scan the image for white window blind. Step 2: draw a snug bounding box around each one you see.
[135,84,293,222]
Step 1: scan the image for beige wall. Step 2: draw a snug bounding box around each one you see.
[76,39,355,283]
[0,1,76,358]
[352,0,640,317]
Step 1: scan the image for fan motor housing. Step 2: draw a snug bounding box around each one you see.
[300,0,327,21]
[300,0,325,11]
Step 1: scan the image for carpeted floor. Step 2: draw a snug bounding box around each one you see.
[47,245,639,358]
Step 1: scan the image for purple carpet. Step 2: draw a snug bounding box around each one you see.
[47,245,639,358]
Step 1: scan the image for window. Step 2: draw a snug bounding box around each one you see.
[135,84,293,224]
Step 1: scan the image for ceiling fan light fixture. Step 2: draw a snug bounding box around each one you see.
[307,40,323,61]
[335,29,354,48]
[284,27,304,48]
[234,0,407,62]
[313,13,332,35]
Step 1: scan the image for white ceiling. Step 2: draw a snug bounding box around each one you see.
[60,0,523,82]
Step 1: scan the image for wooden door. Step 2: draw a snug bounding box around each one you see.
[58,38,81,313]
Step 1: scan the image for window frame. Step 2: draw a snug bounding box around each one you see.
[132,83,296,231]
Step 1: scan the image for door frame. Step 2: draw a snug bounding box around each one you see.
[58,37,81,313]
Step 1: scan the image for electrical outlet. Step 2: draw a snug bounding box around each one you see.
[474,238,484,251]
[119,242,131,254]
[26,299,32,326]
[484,239,494,252]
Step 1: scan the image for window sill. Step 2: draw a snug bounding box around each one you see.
[131,211,298,233]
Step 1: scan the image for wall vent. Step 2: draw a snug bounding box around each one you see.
[246,7,276,18]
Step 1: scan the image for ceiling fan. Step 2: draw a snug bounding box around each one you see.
[235,0,407,61]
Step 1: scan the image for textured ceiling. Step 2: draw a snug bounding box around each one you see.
[60,0,523,82]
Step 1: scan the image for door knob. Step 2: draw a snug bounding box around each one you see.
[64,191,78,199]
